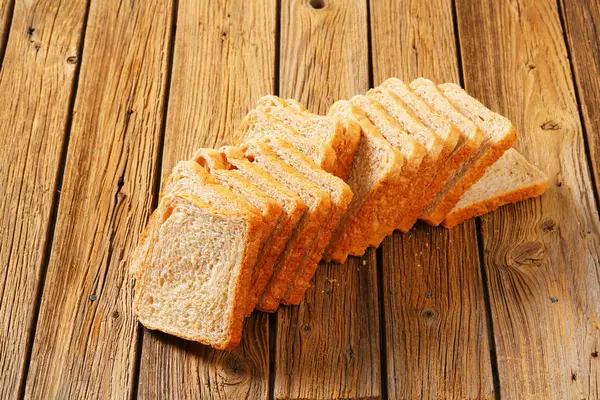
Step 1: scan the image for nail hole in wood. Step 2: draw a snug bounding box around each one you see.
[308,0,325,9]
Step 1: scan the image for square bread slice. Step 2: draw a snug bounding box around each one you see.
[442,149,548,228]
[423,82,518,225]
[192,149,285,315]
[129,160,268,279]
[259,136,353,304]
[192,148,306,314]
[348,94,428,235]
[229,141,332,311]
[239,109,337,175]
[325,100,406,263]
[133,192,263,350]
[410,78,485,225]
[256,95,360,179]
[365,87,451,231]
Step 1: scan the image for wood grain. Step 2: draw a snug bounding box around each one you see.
[370,1,494,398]
[22,0,173,397]
[274,1,381,399]
[456,0,600,398]
[136,1,276,398]
[0,0,12,63]
[0,0,88,397]
[559,0,600,196]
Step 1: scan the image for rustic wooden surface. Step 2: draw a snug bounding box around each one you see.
[1,0,599,399]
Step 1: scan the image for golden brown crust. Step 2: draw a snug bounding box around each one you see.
[442,177,548,229]
[422,127,517,226]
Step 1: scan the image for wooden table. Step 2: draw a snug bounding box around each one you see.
[1,0,599,398]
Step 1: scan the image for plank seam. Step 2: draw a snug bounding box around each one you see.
[16,0,93,397]
[0,0,14,70]
[556,0,600,213]
[269,2,281,399]
[131,0,180,397]
[475,218,501,400]
[366,0,388,397]
[451,1,500,398]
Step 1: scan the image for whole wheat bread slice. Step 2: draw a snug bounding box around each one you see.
[419,82,518,225]
[325,100,406,263]
[192,147,307,314]
[259,136,353,304]
[225,143,332,311]
[442,149,548,228]
[192,149,285,315]
[133,192,263,350]
[256,95,360,179]
[239,109,337,175]
[130,160,268,279]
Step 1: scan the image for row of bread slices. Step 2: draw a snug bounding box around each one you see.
[130,78,548,349]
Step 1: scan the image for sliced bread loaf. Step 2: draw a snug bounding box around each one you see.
[192,147,307,314]
[231,141,332,310]
[133,192,263,350]
[325,100,406,263]
[259,136,353,304]
[256,95,360,179]
[239,109,338,175]
[420,82,518,225]
[442,149,548,228]
[410,78,485,225]
[192,149,285,315]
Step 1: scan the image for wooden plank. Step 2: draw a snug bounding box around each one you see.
[274,1,381,399]
[0,0,13,63]
[22,0,173,397]
[369,1,494,398]
[559,0,600,195]
[0,0,88,397]
[136,1,276,398]
[455,0,600,398]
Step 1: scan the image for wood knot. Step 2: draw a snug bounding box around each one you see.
[541,120,560,131]
[308,0,325,9]
[112,310,120,318]
[302,324,312,334]
[425,291,432,298]
[550,297,558,303]
[541,218,556,232]
[219,353,248,384]
[527,64,536,71]
[592,351,598,358]
[324,288,333,295]
[507,241,545,267]
[421,309,435,319]
[27,26,35,37]
[344,347,355,359]
[67,56,78,64]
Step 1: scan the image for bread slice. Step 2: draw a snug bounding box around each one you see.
[410,78,485,225]
[325,100,406,263]
[192,148,306,314]
[365,86,450,231]
[418,82,518,225]
[348,94,427,235]
[192,149,285,315]
[129,160,267,278]
[239,109,337,175]
[256,95,360,179]
[230,141,332,310]
[442,149,548,228]
[259,136,353,304]
[133,192,264,350]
